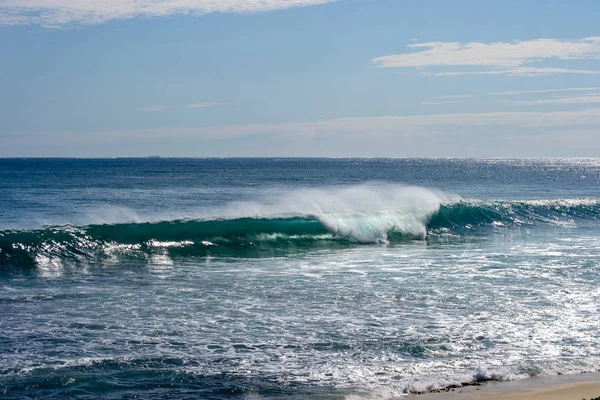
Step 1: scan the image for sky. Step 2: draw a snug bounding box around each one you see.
[1,0,600,157]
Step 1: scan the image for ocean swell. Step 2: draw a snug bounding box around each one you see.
[1,197,600,269]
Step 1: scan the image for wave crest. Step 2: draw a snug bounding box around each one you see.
[2,188,600,268]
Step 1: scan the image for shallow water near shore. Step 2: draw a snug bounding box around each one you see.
[1,158,600,399]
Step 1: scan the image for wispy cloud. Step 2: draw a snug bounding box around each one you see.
[489,87,600,96]
[8,108,600,157]
[423,87,600,103]
[373,38,600,76]
[0,0,338,27]
[500,94,600,106]
[433,67,600,77]
[35,108,600,141]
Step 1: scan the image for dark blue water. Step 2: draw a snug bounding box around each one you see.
[1,158,600,399]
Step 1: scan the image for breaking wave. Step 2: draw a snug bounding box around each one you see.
[2,195,599,268]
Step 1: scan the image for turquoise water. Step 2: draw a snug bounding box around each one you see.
[1,158,599,398]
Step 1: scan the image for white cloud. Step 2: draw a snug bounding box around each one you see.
[422,87,600,107]
[500,94,600,106]
[0,0,338,27]
[373,38,600,76]
[422,87,600,103]
[433,67,600,77]
[489,87,600,96]
[374,38,600,67]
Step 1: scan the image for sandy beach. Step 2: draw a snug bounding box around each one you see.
[414,373,600,400]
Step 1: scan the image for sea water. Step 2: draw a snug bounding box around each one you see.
[1,158,599,399]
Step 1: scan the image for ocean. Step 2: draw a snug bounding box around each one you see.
[1,158,599,399]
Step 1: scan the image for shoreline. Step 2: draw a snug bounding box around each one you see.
[412,372,600,400]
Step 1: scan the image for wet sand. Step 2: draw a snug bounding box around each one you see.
[413,372,600,400]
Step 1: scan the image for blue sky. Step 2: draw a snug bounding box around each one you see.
[1,0,600,157]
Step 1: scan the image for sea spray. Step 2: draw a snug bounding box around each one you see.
[216,183,455,218]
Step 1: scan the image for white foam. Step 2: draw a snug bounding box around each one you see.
[34,254,64,278]
[220,183,459,243]
[146,240,194,248]
[317,209,431,243]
